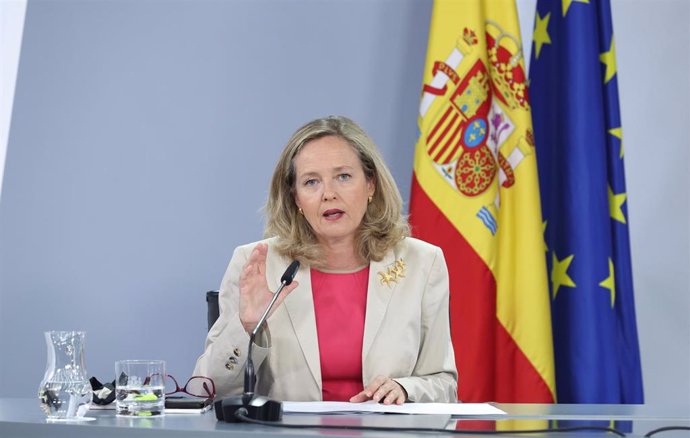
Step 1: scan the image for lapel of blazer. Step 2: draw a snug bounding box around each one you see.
[275,257,322,390]
[362,249,398,363]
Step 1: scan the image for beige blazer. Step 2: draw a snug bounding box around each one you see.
[193,237,457,402]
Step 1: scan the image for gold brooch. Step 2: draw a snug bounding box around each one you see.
[378,259,406,287]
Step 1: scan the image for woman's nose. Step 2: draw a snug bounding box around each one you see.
[322,182,336,201]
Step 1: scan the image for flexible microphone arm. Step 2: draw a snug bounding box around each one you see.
[243,260,300,400]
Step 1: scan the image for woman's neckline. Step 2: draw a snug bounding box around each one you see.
[313,264,369,274]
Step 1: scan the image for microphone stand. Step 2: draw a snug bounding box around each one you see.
[216,260,300,423]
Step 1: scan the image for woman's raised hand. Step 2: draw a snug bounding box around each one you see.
[238,243,299,334]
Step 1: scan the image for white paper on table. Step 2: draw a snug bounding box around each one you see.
[283,401,506,416]
[166,405,213,414]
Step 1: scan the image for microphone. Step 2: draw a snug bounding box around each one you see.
[244,260,299,399]
[215,260,300,423]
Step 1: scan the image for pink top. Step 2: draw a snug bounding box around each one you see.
[311,266,369,401]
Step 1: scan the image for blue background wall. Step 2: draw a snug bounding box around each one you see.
[0,0,688,413]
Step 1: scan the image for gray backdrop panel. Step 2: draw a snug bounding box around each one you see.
[0,0,430,394]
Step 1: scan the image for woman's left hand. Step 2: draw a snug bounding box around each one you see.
[349,376,407,405]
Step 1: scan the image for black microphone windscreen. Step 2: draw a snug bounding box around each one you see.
[280,260,300,285]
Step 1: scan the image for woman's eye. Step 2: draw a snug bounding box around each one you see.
[337,174,352,182]
[304,178,318,187]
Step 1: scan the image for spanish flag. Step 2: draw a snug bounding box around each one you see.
[409,0,555,402]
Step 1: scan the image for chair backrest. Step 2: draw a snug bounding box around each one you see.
[206,290,219,332]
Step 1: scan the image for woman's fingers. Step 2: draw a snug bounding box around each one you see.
[372,378,401,404]
[382,385,405,405]
[241,244,269,288]
[246,243,267,276]
[349,376,406,405]
[240,244,298,332]
[253,243,267,273]
[349,390,368,403]
[239,244,271,331]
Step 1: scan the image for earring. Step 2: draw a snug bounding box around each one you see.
[298,207,304,215]
[368,196,373,204]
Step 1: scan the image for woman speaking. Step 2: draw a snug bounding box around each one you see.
[194,116,457,404]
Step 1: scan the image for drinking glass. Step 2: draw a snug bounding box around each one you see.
[115,360,166,417]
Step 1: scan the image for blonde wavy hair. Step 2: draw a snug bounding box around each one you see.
[264,116,409,266]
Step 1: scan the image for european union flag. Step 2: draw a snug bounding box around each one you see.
[529,0,643,403]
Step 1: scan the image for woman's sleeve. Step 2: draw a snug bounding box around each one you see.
[394,246,458,402]
[192,244,271,399]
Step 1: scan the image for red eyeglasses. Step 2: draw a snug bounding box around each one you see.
[144,374,216,399]
[166,375,216,399]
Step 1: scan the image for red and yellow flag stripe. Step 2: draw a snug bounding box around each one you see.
[410,0,555,402]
